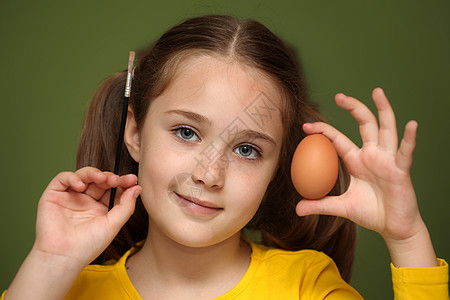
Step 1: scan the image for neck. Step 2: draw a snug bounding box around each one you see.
[126,220,251,297]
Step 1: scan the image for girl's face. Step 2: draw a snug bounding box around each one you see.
[126,55,284,248]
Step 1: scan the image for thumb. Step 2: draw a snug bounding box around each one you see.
[106,186,142,233]
[296,196,348,219]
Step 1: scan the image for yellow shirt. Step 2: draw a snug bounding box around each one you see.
[2,242,448,299]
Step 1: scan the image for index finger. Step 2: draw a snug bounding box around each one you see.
[47,171,86,192]
[74,167,110,191]
[302,122,359,161]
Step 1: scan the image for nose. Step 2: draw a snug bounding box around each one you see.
[191,146,228,189]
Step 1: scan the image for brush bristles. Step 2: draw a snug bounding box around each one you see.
[127,51,135,74]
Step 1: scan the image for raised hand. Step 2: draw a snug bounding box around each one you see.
[33,167,142,266]
[6,167,142,300]
[297,87,437,267]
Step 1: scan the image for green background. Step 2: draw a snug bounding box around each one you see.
[1,0,449,298]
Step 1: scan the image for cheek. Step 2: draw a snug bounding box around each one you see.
[137,135,186,203]
[228,165,274,215]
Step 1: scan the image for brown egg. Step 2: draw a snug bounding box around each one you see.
[291,134,339,199]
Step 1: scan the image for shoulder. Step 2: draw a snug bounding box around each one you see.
[250,241,334,272]
[71,261,120,283]
[240,241,362,299]
[65,247,142,300]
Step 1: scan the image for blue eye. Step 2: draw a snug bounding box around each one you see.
[174,126,200,142]
[234,144,261,160]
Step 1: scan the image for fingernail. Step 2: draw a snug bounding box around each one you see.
[133,189,141,198]
[302,123,312,130]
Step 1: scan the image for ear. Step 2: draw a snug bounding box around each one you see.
[124,106,141,162]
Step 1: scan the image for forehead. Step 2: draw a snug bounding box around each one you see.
[150,55,284,140]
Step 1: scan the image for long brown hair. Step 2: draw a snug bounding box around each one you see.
[76,15,356,281]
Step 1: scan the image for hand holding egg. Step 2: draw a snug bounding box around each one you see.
[294,88,424,245]
[292,88,438,269]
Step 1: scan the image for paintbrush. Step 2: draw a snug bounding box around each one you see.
[109,51,135,211]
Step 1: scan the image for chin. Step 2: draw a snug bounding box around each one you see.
[164,225,242,249]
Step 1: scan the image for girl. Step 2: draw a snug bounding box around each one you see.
[4,15,448,299]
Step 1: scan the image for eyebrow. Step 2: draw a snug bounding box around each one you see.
[165,109,277,146]
[234,129,277,146]
[165,109,212,126]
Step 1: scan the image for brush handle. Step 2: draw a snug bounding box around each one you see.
[108,96,130,211]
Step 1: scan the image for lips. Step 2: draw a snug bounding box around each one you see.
[177,193,220,208]
[175,192,222,216]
